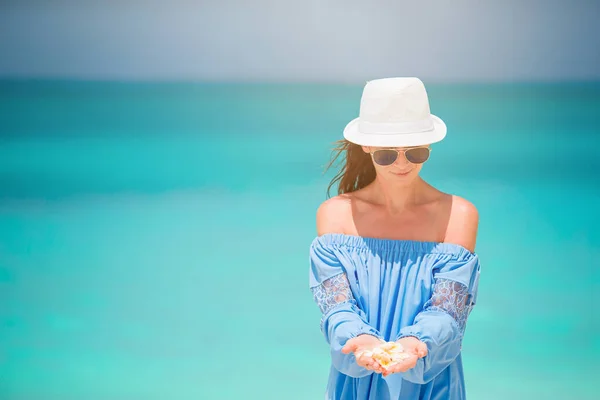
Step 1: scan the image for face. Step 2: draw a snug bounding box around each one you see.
[362,145,431,180]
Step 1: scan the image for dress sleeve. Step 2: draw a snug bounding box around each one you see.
[396,252,481,384]
[309,239,383,378]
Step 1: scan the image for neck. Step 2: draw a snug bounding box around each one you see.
[370,175,427,215]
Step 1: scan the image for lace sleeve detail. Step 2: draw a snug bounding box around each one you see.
[424,278,474,333]
[310,272,354,315]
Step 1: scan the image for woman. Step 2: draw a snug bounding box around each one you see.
[309,77,481,399]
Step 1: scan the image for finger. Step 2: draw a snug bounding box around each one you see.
[384,363,400,375]
[356,354,371,368]
[342,342,357,354]
[370,360,384,373]
[387,357,418,374]
[416,342,428,358]
[341,345,352,354]
[387,364,404,374]
[360,356,382,373]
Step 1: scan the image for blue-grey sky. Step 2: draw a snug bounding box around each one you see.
[1,0,599,82]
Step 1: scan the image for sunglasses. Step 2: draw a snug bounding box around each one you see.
[370,146,431,166]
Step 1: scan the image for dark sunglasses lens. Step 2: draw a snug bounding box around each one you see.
[405,147,430,164]
[373,150,398,166]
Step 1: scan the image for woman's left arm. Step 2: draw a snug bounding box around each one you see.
[393,197,481,384]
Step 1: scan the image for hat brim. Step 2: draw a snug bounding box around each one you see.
[343,114,447,147]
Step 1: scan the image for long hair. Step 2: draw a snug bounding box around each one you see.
[325,139,376,198]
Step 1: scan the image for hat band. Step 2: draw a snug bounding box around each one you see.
[358,118,434,134]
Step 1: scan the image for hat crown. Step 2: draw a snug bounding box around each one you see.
[359,77,431,123]
[342,76,446,147]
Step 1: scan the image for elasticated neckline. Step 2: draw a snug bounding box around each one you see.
[312,233,476,260]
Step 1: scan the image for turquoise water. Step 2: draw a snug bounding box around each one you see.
[0,81,599,399]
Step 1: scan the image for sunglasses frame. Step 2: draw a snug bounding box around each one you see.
[370,146,432,166]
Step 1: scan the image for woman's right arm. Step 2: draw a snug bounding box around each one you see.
[309,198,384,378]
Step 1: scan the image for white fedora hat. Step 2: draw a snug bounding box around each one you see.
[343,77,447,147]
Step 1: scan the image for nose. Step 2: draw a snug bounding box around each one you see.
[393,151,410,166]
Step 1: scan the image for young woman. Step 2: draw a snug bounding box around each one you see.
[309,77,481,399]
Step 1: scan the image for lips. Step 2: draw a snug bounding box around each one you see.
[392,170,412,176]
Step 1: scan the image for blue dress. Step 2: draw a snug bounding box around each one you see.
[309,233,481,400]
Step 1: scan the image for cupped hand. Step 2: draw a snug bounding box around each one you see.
[381,336,428,377]
[341,334,386,374]
[397,336,428,358]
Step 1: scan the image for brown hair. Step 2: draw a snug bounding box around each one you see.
[325,139,376,198]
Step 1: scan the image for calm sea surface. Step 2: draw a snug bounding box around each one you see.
[1,81,599,399]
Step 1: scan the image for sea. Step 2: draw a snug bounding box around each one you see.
[1,80,599,399]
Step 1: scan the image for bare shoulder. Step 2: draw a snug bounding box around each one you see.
[316,194,353,236]
[443,195,479,253]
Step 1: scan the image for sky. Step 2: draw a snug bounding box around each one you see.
[0,0,599,83]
